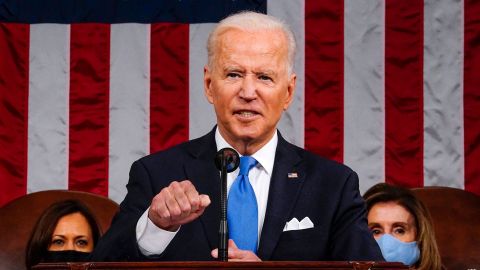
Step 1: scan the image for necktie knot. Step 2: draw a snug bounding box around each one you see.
[239,156,258,176]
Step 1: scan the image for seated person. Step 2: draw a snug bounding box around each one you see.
[25,200,100,269]
[363,183,442,270]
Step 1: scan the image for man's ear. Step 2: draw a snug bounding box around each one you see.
[283,73,297,110]
[204,65,214,104]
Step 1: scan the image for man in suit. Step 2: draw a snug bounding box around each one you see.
[92,11,383,261]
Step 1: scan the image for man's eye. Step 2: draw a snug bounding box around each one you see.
[258,75,272,81]
[227,73,241,78]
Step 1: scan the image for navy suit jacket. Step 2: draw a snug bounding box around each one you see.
[92,128,383,261]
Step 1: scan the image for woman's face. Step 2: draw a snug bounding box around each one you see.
[368,201,417,243]
[48,212,94,252]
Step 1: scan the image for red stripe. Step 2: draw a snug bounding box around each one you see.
[150,23,189,153]
[304,0,344,163]
[385,1,424,188]
[464,0,480,196]
[69,24,110,196]
[0,23,29,206]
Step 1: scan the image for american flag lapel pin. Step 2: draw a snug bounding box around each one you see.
[287,172,298,179]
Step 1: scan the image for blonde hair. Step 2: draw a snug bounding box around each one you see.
[207,11,296,75]
[364,183,442,270]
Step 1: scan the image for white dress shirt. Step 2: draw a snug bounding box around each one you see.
[136,128,278,255]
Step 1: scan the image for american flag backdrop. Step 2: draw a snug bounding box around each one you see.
[1,0,479,207]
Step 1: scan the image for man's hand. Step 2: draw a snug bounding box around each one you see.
[211,239,262,261]
[148,180,210,231]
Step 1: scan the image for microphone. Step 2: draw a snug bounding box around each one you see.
[214,148,240,261]
[214,147,240,173]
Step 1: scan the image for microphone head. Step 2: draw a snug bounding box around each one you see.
[215,147,240,173]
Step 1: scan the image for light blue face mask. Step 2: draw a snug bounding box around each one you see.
[376,234,420,266]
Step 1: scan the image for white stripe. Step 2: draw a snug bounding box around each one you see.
[109,24,150,203]
[344,0,386,193]
[268,0,305,147]
[27,24,70,192]
[423,0,465,188]
[189,23,217,140]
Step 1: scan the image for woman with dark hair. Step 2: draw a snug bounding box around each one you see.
[363,183,442,270]
[25,200,101,269]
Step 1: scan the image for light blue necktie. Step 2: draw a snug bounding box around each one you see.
[227,156,258,253]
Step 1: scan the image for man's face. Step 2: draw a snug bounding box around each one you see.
[204,28,296,153]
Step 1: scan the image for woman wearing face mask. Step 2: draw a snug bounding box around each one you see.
[363,183,442,270]
[25,200,101,269]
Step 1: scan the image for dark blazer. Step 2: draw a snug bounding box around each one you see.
[92,128,383,261]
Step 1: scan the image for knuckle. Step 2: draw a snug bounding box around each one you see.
[158,188,171,200]
[170,181,180,189]
[169,205,181,216]
[159,210,171,219]
[190,197,200,208]
[182,180,192,186]
[179,203,192,213]
[166,196,177,207]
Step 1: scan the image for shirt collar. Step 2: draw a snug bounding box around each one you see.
[215,128,277,176]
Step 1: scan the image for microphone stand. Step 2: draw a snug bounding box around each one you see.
[218,151,228,261]
[215,147,239,262]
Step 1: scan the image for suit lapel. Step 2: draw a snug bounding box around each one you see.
[183,129,306,256]
[257,134,305,260]
[184,129,221,250]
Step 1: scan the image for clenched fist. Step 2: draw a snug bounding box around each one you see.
[148,180,210,231]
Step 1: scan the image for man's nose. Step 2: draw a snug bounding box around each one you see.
[239,74,257,100]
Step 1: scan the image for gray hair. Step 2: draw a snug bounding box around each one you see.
[207,11,296,75]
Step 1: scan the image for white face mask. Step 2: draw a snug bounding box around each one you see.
[376,234,420,266]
